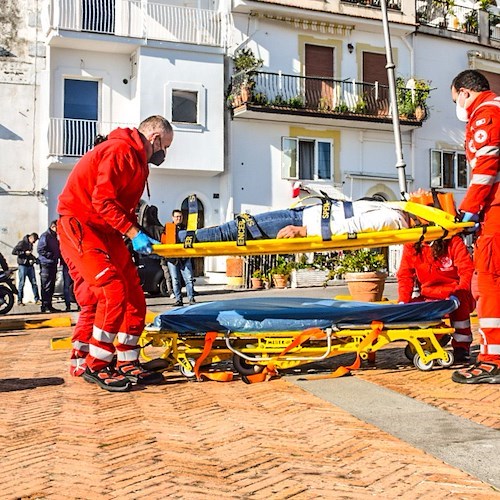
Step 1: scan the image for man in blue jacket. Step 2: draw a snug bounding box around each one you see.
[37,220,61,313]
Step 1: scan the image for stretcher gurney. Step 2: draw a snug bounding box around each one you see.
[140,297,458,383]
[152,201,473,258]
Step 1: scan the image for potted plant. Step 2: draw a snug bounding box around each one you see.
[332,249,388,301]
[270,256,293,289]
[290,253,335,288]
[251,269,264,289]
[230,48,263,106]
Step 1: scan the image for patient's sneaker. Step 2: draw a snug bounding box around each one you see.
[116,361,164,385]
[452,361,500,384]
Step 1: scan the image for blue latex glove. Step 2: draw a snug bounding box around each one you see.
[460,211,479,223]
[448,294,461,308]
[131,231,159,255]
[459,211,480,233]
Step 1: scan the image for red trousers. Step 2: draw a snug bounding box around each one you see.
[475,230,500,363]
[413,288,475,350]
[59,216,146,371]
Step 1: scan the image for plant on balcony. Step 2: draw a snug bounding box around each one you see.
[396,77,431,120]
[318,96,332,111]
[271,95,287,106]
[230,48,264,108]
[334,101,349,113]
[354,97,367,114]
[288,95,305,108]
[253,92,268,105]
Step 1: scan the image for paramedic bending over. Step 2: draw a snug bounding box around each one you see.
[177,199,409,242]
[397,236,475,365]
[57,115,173,393]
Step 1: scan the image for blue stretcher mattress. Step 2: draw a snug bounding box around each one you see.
[153,297,457,334]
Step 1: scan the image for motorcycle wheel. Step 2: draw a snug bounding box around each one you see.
[0,285,14,315]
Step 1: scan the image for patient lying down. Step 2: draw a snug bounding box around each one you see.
[140,199,410,243]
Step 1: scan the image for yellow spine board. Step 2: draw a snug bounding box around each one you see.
[153,202,473,258]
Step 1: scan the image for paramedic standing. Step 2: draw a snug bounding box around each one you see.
[451,69,500,384]
[57,116,173,392]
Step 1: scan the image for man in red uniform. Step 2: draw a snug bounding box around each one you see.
[58,115,173,392]
[451,70,500,384]
[397,236,475,363]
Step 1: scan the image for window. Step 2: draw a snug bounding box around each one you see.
[430,149,468,189]
[172,90,198,124]
[281,137,332,181]
[63,79,98,156]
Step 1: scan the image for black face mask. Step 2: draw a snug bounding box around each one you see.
[149,149,165,166]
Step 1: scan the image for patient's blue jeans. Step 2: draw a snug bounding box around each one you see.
[178,208,305,242]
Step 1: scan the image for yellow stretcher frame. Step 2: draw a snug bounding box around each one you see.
[139,320,456,383]
[152,202,473,258]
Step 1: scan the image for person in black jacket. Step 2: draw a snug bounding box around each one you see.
[12,233,40,306]
[38,221,61,313]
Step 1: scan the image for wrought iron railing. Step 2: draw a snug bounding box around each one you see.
[229,71,429,122]
[416,0,479,35]
[342,0,402,10]
[49,118,133,157]
[49,0,230,47]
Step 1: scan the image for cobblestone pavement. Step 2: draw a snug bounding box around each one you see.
[1,284,499,499]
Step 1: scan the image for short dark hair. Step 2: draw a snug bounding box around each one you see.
[138,116,173,136]
[172,209,182,217]
[451,70,490,92]
[29,232,39,241]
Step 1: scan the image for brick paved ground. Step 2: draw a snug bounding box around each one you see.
[1,317,499,499]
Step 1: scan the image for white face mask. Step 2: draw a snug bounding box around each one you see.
[455,93,469,122]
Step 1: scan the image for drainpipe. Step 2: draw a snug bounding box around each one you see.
[401,32,415,194]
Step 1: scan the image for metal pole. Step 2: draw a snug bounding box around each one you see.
[380,0,408,198]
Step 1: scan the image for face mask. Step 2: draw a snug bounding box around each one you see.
[455,93,469,122]
[149,149,165,166]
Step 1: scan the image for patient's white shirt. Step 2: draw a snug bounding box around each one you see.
[301,200,409,236]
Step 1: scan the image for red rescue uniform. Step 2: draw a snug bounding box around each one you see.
[460,91,500,363]
[58,128,149,372]
[397,236,475,351]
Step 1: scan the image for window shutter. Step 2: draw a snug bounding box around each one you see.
[282,137,298,179]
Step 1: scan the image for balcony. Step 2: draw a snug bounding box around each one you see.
[341,0,402,11]
[46,0,231,48]
[48,118,133,158]
[416,0,478,34]
[228,71,428,129]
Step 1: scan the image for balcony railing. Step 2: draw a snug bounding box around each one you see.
[49,0,230,47]
[228,71,429,123]
[49,118,133,157]
[416,0,479,35]
[342,0,402,10]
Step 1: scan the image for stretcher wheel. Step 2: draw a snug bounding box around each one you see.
[232,354,264,376]
[413,352,434,371]
[436,350,454,368]
[179,358,196,378]
[437,334,452,347]
[404,343,416,361]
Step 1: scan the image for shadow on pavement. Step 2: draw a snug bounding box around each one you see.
[0,377,65,392]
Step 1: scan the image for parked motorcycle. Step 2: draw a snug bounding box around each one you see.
[0,269,18,315]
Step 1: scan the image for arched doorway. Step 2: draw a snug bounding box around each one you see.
[180,196,205,277]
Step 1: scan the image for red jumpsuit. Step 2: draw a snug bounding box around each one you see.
[397,236,475,351]
[57,128,149,373]
[460,91,500,364]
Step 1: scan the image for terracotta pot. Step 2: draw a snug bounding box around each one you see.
[226,257,243,277]
[251,277,263,289]
[415,105,426,121]
[272,274,288,289]
[344,271,387,302]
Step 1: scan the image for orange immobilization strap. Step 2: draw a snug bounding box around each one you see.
[242,328,323,384]
[194,331,234,382]
[302,321,383,380]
